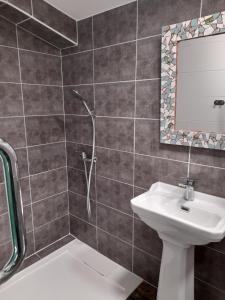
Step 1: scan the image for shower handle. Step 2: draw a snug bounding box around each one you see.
[0,139,26,285]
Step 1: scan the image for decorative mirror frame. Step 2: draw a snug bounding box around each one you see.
[160,12,225,150]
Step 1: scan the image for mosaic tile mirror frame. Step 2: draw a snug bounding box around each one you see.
[160,12,225,150]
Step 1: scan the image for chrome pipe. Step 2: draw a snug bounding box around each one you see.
[0,139,26,285]
[72,90,96,218]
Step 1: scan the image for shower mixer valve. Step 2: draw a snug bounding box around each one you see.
[81,152,97,163]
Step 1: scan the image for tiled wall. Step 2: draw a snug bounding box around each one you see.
[62,1,225,299]
[0,15,69,267]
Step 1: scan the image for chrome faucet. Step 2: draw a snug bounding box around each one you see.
[178,177,195,201]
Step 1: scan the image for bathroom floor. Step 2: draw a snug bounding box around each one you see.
[0,239,142,300]
[127,282,157,300]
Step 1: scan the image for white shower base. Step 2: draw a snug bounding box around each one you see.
[0,239,142,300]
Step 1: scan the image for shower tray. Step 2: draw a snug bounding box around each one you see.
[0,239,141,300]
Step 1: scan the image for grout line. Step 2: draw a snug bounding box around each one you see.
[33,234,73,257]
[0,81,62,87]
[63,78,160,87]
[97,201,133,218]
[62,33,162,57]
[0,77,159,87]
[0,42,61,57]
[195,277,225,295]
[70,213,97,228]
[16,140,66,150]
[30,166,66,178]
[97,174,134,187]
[92,16,99,251]
[200,0,203,17]
[131,0,139,273]
[187,146,191,177]
[66,141,189,164]
[34,214,68,231]
[0,114,64,119]
[31,190,67,205]
[15,24,36,252]
[132,244,161,263]
[66,113,159,120]
[17,17,31,26]
[18,48,60,57]
[60,45,69,230]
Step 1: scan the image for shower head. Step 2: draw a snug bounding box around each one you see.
[72,90,93,117]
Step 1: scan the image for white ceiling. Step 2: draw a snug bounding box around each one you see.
[45,0,135,20]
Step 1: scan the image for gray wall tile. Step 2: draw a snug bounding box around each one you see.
[96,148,134,184]
[95,82,135,117]
[195,246,225,292]
[28,142,66,175]
[190,164,225,198]
[62,51,93,85]
[30,167,67,202]
[0,117,26,148]
[18,28,60,55]
[136,79,160,119]
[68,167,95,199]
[0,214,10,244]
[26,116,65,146]
[93,2,137,48]
[16,148,29,178]
[97,204,133,243]
[32,192,68,228]
[24,205,33,233]
[94,42,136,83]
[190,147,225,168]
[195,279,225,300]
[137,36,161,79]
[64,85,94,115]
[138,0,201,38]
[23,85,63,115]
[134,218,162,259]
[34,215,69,251]
[97,229,132,270]
[20,177,31,206]
[96,176,133,215]
[20,50,62,85]
[0,46,20,82]
[135,154,188,189]
[0,83,23,117]
[66,115,92,144]
[67,142,92,170]
[133,247,160,286]
[70,215,97,249]
[69,192,96,225]
[8,0,32,14]
[135,119,189,161]
[0,16,17,47]
[202,0,225,16]
[96,117,134,152]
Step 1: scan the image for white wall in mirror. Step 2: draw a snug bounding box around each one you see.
[176,34,225,133]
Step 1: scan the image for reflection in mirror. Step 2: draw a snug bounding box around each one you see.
[176,34,225,133]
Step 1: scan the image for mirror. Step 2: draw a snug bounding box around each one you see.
[176,35,225,133]
[160,12,225,150]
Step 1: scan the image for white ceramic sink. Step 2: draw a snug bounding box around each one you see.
[131,182,225,300]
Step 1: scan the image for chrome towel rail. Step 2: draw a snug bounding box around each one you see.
[0,139,26,285]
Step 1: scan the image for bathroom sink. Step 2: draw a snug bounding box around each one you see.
[131,182,225,300]
[131,182,225,246]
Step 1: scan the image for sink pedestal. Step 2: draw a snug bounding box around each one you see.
[157,237,194,300]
